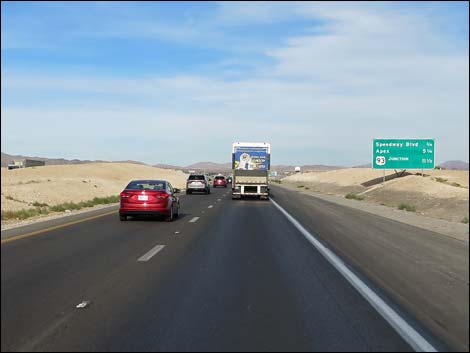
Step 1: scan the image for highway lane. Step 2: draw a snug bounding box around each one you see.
[0,185,448,351]
[1,188,225,351]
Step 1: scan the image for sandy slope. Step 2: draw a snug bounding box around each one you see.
[283,168,469,223]
[285,168,469,188]
[1,163,188,212]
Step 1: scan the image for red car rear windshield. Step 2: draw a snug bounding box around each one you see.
[215,176,225,180]
[126,181,166,190]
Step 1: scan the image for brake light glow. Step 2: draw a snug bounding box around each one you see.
[120,192,131,198]
[156,193,170,199]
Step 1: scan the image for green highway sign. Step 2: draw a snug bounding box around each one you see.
[373,139,435,169]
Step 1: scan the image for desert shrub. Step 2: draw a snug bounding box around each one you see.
[398,203,416,212]
[3,196,120,220]
[32,201,49,207]
[345,193,364,201]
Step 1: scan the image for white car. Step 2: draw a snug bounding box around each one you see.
[186,174,211,194]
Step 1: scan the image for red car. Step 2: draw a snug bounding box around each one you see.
[119,180,180,221]
[213,175,227,188]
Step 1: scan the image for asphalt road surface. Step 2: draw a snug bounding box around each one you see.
[2,185,467,352]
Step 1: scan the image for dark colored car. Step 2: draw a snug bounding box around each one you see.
[213,175,227,188]
[186,174,211,194]
[119,180,180,221]
[227,176,232,183]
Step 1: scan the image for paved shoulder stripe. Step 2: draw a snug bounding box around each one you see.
[1,210,117,245]
[270,198,437,353]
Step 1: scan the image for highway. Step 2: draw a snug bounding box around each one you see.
[2,185,468,352]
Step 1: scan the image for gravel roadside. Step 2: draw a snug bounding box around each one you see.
[277,182,469,242]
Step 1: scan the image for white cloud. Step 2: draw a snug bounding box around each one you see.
[2,2,468,165]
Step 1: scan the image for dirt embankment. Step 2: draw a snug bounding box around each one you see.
[1,163,188,212]
[283,168,469,223]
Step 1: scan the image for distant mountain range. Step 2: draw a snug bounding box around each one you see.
[353,163,373,168]
[438,160,469,170]
[186,161,233,170]
[153,162,232,172]
[154,162,232,173]
[1,152,146,168]
[154,162,343,173]
[153,163,185,170]
[274,164,343,173]
[3,152,468,171]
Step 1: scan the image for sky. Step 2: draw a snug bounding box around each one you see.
[1,1,469,166]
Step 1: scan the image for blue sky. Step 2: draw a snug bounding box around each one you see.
[1,1,468,166]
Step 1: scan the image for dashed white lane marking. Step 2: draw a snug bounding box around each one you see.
[137,245,165,262]
[217,199,221,202]
[269,198,437,353]
[189,217,200,223]
[208,205,214,209]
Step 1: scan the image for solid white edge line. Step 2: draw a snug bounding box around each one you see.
[137,244,165,262]
[269,198,437,353]
[189,217,200,223]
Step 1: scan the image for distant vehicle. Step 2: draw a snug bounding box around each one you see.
[294,166,301,173]
[232,142,270,199]
[213,175,227,188]
[227,176,232,183]
[186,174,211,194]
[7,159,45,169]
[119,180,180,221]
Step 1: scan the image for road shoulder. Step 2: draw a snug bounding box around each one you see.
[1,204,119,241]
[277,182,469,242]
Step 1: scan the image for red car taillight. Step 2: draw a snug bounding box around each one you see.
[120,191,131,199]
[156,192,170,199]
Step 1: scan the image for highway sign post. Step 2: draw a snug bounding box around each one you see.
[373,139,435,170]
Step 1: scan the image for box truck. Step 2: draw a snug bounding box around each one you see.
[231,142,270,200]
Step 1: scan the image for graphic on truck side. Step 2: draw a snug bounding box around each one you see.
[233,146,269,171]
